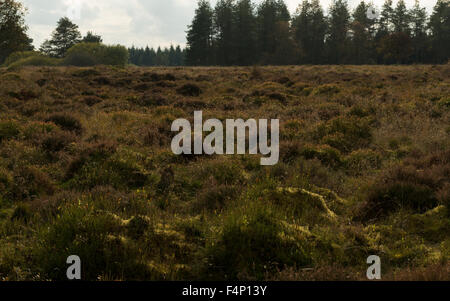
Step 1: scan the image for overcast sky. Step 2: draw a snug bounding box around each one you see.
[22,0,437,49]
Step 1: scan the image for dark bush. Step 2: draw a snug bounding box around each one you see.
[177,83,202,97]
[358,150,450,220]
[11,167,55,201]
[8,89,39,101]
[83,96,103,106]
[0,121,20,142]
[316,117,373,153]
[361,183,438,220]
[11,203,32,223]
[42,131,76,153]
[206,206,311,280]
[63,43,129,67]
[47,114,83,135]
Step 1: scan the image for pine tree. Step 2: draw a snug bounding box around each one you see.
[186,0,214,65]
[82,31,102,43]
[292,0,327,64]
[378,0,394,37]
[256,0,291,63]
[214,0,236,65]
[409,0,428,63]
[350,1,376,64]
[326,0,351,64]
[41,17,82,58]
[0,0,34,63]
[392,0,410,34]
[429,0,450,63]
[234,0,256,65]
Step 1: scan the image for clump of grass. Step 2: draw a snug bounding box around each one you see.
[300,144,343,169]
[0,121,20,142]
[194,185,237,213]
[8,89,39,101]
[66,146,149,190]
[177,83,202,97]
[33,204,152,280]
[11,166,55,201]
[205,204,311,280]
[358,150,450,220]
[11,203,32,223]
[47,114,83,135]
[313,84,340,96]
[315,116,374,153]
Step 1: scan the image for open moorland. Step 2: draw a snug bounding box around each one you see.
[0,65,449,280]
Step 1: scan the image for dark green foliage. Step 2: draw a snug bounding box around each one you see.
[0,0,34,64]
[40,17,81,58]
[82,31,102,43]
[183,0,448,65]
[186,0,215,66]
[63,43,129,67]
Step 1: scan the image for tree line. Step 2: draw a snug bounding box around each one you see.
[0,0,185,66]
[186,0,450,65]
[1,0,449,66]
[128,45,186,66]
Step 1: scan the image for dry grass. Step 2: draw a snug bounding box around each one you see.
[0,65,448,281]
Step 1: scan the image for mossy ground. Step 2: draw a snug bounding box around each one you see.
[0,65,449,280]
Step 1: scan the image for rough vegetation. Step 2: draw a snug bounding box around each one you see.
[0,65,449,281]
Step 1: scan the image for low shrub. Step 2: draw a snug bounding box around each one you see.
[11,167,55,201]
[3,51,40,67]
[194,185,237,213]
[63,43,129,67]
[300,144,343,169]
[41,130,76,153]
[315,117,373,153]
[66,147,148,190]
[7,55,60,69]
[11,203,32,223]
[205,205,311,280]
[344,149,382,174]
[358,150,450,220]
[46,114,83,135]
[177,83,202,97]
[33,205,151,280]
[0,121,20,142]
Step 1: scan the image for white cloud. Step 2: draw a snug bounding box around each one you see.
[21,0,437,49]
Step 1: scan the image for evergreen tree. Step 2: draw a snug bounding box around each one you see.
[392,0,410,34]
[429,0,450,63]
[82,31,102,43]
[0,0,34,63]
[234,0,256,65]
[292,0,327,64]
[41,17,82,58]
[409,0,428,63]
[326,0,351,64]
[186,0,214,65]
[214,0,236,66]
[377,0,394,37]
[256,0,290,63]
[350,1,376,64]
